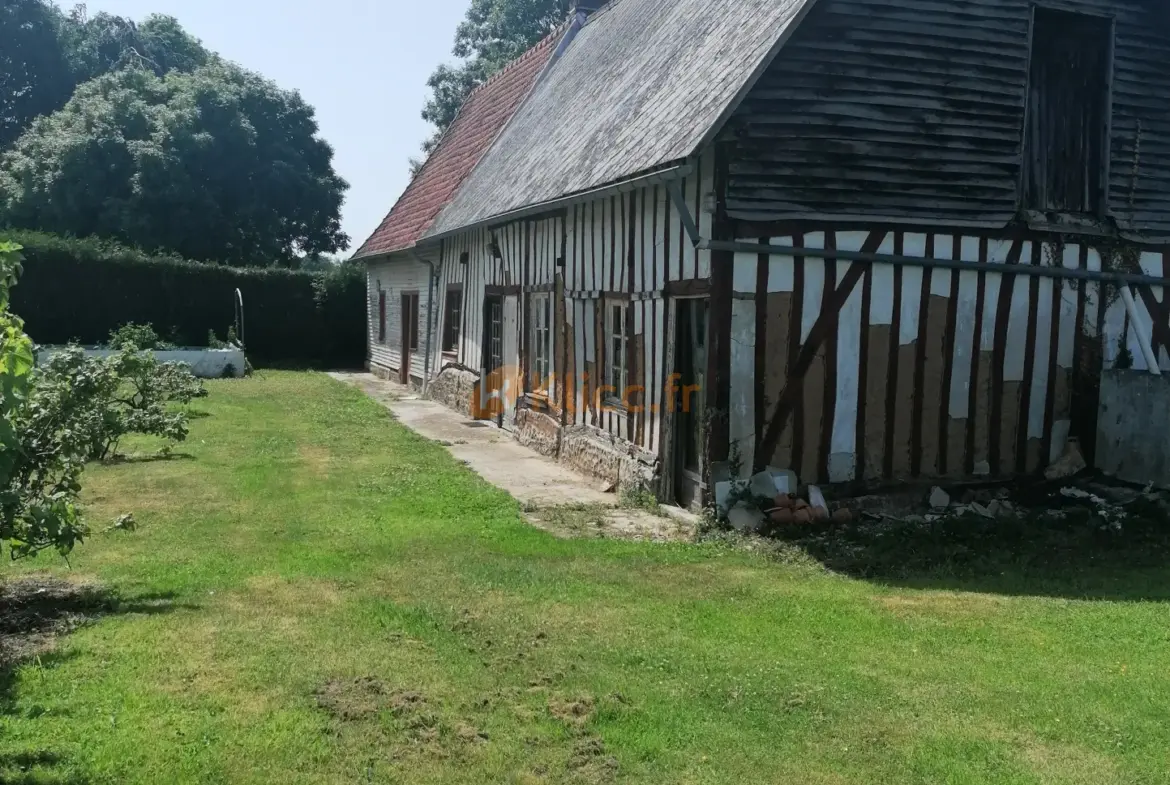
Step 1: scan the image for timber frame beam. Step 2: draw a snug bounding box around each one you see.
[666,191,1170,288]
[701,239,1170,288]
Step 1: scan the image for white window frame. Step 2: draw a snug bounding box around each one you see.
[530,292,553,393]
[605,300,629,404]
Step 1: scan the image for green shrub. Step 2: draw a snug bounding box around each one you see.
[207,325,242,350]
[2,241,87,558]
[108,323,175,351]
[7,231,366,367]
[36,347,207,461]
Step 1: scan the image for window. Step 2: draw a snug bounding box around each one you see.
[402,292,419,351]
[442,287,462,355]
[377,290,386,344]
[605,301,628,401]
[1023,8,1113,215]
[530,293,553,392]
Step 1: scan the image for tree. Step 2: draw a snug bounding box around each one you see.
[60,7,210,84]
[0,64,350,266]
[419,0,571,158]
[0,0,74,149]
[1,2,213,151]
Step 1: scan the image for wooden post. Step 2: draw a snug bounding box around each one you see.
[707,146,733,467]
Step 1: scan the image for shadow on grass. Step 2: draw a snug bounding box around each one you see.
[0,578,196,784]
[0,771,92,784]
[774,491,1170,602]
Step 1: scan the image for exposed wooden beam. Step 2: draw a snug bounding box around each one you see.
[756,230,889,469]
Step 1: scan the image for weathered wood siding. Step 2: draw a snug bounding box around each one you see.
[366,255,433,379]
[563,154,714,456]
[734,227,1170,484]
[726,0,1170,238]
[420,152,716,478]
[435,216,564,374]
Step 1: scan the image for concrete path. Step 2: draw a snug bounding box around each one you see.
[329,372,697,542]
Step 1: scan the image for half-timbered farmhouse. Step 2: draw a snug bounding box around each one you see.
[355,0,1170,509]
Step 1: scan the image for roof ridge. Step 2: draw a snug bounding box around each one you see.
[465,22,570,101]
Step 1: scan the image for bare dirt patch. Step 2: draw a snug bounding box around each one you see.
[567,736,619,782]
[526,504,694,543]
[315,677,390,721]
[455,721,489,744]
[548,693,596,729]
[313,678,432,724]
[0,577,108,665]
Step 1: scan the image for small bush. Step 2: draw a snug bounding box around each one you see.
[207,325,241,350]
[108,323,174,350]
[34,347,207,461]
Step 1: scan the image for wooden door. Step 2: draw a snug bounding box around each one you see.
[481,295,505,422]
[674,298,709,510]
[400,292,419,385]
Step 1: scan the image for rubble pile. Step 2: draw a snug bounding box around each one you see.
[713,460,1169,538]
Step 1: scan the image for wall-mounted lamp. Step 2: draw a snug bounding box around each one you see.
[556,256,566,269]
[459,251,470,265]
[488,235,502,260]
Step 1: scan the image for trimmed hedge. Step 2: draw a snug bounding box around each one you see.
[5,231,365,367]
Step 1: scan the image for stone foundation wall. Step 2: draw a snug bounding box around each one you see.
[560,425,659,490]
[427,366,478,417]
[384,367,663,492]
[514,406,560,458]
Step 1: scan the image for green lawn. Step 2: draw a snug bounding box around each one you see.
[2,371,1168,784]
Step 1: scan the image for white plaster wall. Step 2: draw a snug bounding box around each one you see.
[367,254,434,380]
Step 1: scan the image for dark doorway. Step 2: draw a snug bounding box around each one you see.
[482,295,504,426]
[1023,7,1113,215]
[674,298,709,510]
[400,292,419,385]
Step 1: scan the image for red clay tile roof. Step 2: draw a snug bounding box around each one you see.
[353,27,566,259]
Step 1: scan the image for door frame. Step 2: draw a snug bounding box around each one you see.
[662,295,710,509]
[399,290,419,385]
[481,294,505,425]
